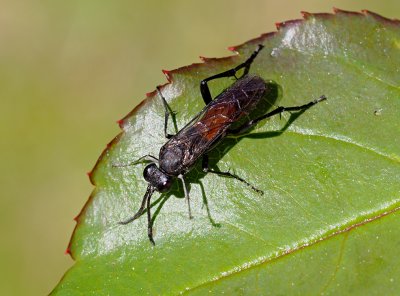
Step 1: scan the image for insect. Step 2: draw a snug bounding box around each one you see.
[116,44,326,244]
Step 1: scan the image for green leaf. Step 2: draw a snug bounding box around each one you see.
[52,9,400,295]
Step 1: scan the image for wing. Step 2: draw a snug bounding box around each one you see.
[159,75,267,174]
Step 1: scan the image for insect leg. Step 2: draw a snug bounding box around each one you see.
[202,155,264,195]
[200,44,264,105]
[229,95,327,135]
[119,184,155,225]
[156,86,176,139]
[112,154,158,168]
[178,174,193,219]
[146,186,156,245]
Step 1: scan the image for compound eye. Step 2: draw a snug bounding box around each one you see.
[143,163,173,193]
[158,176,173,193]
[143,163,157,182]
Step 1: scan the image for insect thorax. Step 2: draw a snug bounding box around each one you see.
[159,143,185,176]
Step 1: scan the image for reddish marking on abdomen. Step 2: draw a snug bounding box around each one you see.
[198,101,239,141]
[202,114,231,140]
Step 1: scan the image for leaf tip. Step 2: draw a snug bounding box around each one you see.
[199,55,215,62]
[275,21,283,30]
[227,46,237,52]
[145,90,156,98]
[301,11,312,19]
[361,9,400,25]
[116,118,124,127]
[275,19,303,31]
[162,69,172,82]
[64,247,71,255]
[332,7,341,13]
[332,7,363,17]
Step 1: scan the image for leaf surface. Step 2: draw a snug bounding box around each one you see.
[52,9,400,295]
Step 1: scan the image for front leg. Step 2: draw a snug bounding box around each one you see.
[156,86,176,139]
[112,154,158,168]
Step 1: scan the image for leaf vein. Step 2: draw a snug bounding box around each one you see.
[287,127,399,163]
[182,201,400,294]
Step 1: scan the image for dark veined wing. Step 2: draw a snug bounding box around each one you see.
[162,75,267,169]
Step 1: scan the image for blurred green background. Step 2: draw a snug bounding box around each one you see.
[1,0,398,295]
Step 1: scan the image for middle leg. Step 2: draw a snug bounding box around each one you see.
[178,174,193,219]
[202,154,263,195]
